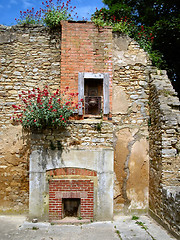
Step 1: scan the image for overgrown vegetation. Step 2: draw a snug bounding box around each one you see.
[98,0,180,98]
[91,8,166,70]
[15,0,78,28]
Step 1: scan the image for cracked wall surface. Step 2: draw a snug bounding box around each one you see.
[112,33,150,212]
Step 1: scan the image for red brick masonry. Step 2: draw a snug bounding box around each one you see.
[48,168,95,221]
[47,168,97,177]
[60,21,113,114]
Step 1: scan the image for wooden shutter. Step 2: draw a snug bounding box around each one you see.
[103,73,110,114]
[78,73,84,115]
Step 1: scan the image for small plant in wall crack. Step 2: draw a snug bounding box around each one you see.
[50,140,56,150]
[57,140,63,151]
[49,140,64,151]
[32,226,39,230]
[95,120,103,132]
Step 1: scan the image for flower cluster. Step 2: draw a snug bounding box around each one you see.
[15,0,78,27]
[134,25,154,52]
[15,7,42,25]
[11,86,78,129]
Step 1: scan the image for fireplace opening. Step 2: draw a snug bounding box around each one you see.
[62,198,81,218]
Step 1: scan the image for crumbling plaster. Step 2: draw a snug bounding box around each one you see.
[112,32,150,212]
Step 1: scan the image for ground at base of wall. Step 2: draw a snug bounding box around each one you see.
[0,214,177,240]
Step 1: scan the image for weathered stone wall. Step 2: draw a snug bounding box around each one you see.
[30,120,114,150]
[0,24,151,214]
[0,25,61,212]
[161,186,180,235]
[149,68,180,236]
[112,33,150,212]
[0,22,179,234]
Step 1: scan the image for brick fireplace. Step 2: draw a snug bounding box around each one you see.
[49,178,94,220]
[29,140,114,221]
[47,168,96,221]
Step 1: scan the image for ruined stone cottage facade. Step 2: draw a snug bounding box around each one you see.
[0,21,179,236]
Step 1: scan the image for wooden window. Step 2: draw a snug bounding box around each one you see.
[78,73,109,116]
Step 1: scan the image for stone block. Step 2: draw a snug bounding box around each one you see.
[162,149,177,158]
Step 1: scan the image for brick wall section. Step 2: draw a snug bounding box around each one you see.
[149,67,180,236]
[49,179,94,220]
[47,168,97,177]
[60,21,113,113]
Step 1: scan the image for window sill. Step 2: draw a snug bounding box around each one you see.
[84,115,102,119]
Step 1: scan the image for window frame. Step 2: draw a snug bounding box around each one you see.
[78,72,110,116]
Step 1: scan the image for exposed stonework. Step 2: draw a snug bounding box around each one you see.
[0,24,61,213]
[0,25,61,129]
[30,120,114,149]
[112,33,150,212]
[149,68,180,236]
[0,125,29,213]
[0,22,179,236]
[113,32,150,66]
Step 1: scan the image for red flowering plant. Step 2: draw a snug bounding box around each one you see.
[42,0,78,28]
[15,0,78,28]
[11,86,78,130]
[91,8,164,68]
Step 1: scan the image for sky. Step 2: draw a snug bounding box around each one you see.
[0,0,106,26]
